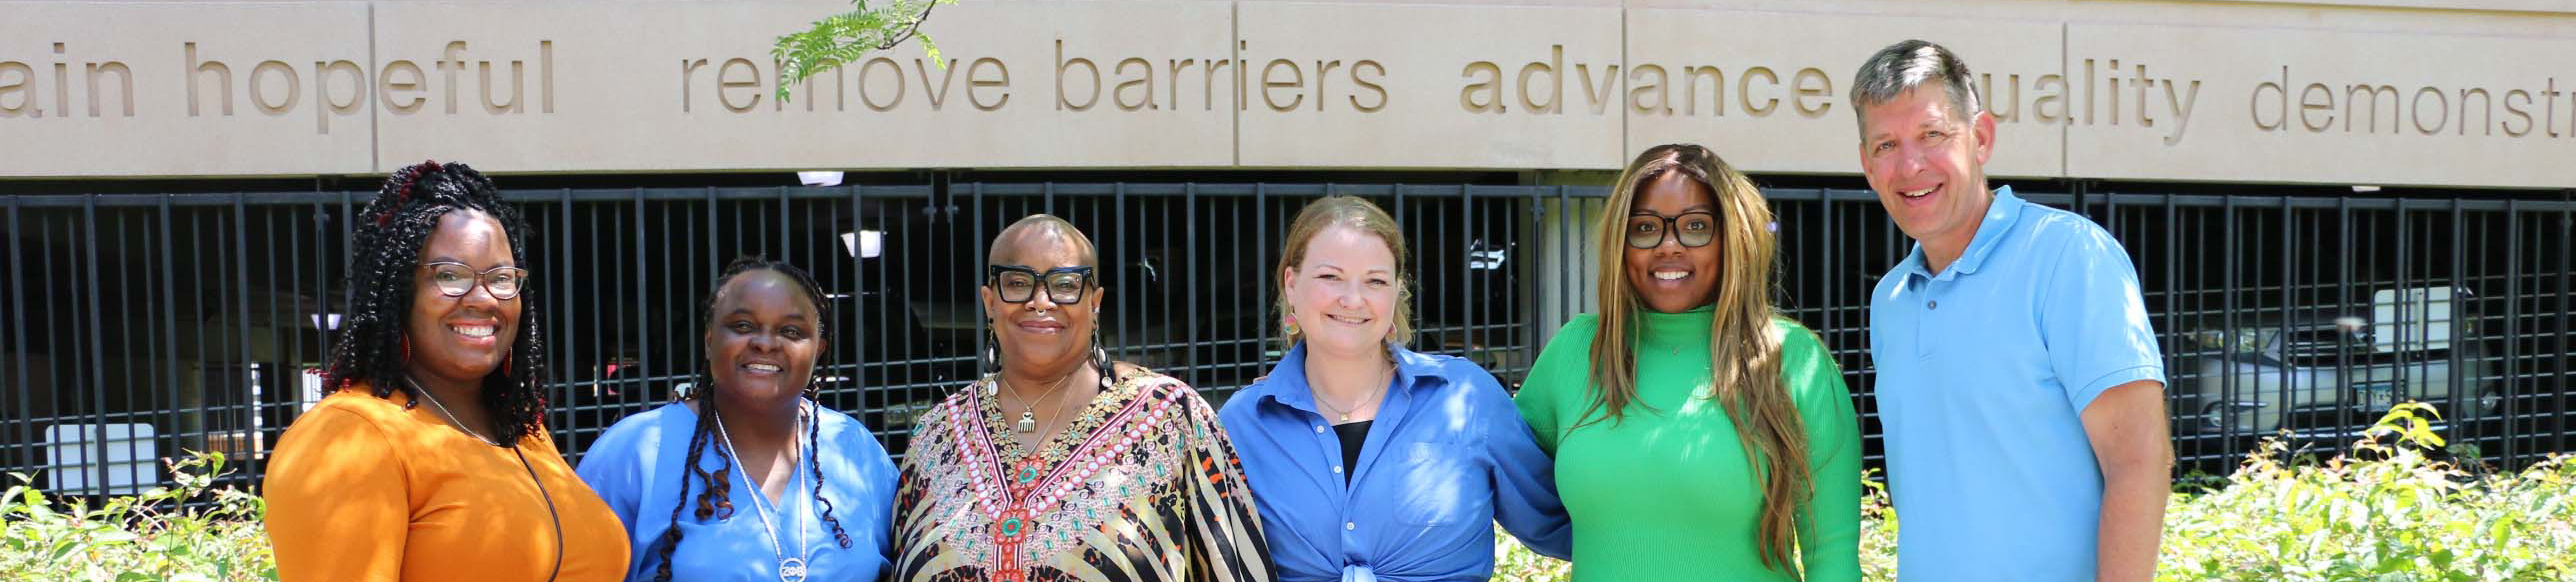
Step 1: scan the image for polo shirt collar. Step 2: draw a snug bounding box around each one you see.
[1896,185,2026,283]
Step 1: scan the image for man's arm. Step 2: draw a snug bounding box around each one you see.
[2083,379,2171,582]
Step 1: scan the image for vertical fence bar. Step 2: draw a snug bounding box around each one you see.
[2334,198,2354,440]
[1256,184,1272,370]
[4,196,26,475]
[1185,184,1200,377]
[82,195,111,493]
[2217,196,2239,451]
[2448,200,2465,447]
[2380,202,2400,417]
[157,198,181,468]
[2501,200,2521,467]
[37,213,62,482]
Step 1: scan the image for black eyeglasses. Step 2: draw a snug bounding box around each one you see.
[988,265,1094,305]
[421,262,528,300]
[1625,211,1719,249]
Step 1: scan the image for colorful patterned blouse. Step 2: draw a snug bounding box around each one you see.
[892,366,1273,582]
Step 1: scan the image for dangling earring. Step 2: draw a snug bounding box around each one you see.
[981,329,1002,373]
[501,357,512,378]
[1091,327,1109,368]
[1091,326,1113,384]
[401,334,413,362]
[1282,310,1301,340]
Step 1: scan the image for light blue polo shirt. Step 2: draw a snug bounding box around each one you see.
[1869,186,2165,582]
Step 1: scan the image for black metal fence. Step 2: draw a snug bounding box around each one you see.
[3,182,2569,496]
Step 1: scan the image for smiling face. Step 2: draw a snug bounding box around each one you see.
[1282,225,1400,358]
[404,209,522,386]
[981,227,1102,375]
[703,269,823,407]
[1622,171,1725,313]
[1859,85,1997,256]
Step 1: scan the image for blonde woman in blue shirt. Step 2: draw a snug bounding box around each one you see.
[1218,196,1572,582]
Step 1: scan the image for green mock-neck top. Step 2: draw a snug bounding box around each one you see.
[1512,309,1863,582]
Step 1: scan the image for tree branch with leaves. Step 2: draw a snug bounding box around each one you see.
[772,0,955,102]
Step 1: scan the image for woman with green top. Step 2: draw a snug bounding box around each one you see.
[1513,143,1861,581]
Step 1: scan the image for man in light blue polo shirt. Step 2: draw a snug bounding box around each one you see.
[1848,40,2173,582]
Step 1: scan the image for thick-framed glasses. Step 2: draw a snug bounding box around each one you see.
[421,262,528,300]
[988,265,1094,305]
[1625,211,1720,249]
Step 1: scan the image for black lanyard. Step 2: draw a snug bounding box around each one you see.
[512,446,565,582]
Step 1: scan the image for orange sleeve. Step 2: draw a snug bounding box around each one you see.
[263,406,411,582]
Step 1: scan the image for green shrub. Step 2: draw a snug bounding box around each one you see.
[1495,402,2575,582]
[8,402,2569,582]
[2159,403,2576,582]
[0,452,274,582]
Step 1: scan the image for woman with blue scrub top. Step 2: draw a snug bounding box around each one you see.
[1218,196,1572,581]
[578,258,900,582]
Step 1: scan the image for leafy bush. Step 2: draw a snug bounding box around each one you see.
[9,402,2568,582]
[2159,403,2576,582]
[1495,402,2575,582]
[0,452,274,582]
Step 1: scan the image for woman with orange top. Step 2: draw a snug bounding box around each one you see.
[262,160,630,582]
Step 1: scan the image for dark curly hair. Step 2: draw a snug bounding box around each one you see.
[649,257,854,582]
[320,160,549,446]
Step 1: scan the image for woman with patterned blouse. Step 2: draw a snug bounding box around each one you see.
[892,214,1273,582]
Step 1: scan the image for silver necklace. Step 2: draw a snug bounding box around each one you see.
[404,376,499,446]
[714,401,815,582]
[999,372,1076,433]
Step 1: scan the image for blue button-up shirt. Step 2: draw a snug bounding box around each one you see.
[1218,343,1572,582]
[1869,186,2166,582]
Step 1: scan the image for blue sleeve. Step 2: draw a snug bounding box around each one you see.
[1469,364,1572,560]
[846,424,901,566]
[575,412,656,582]
[2040,226,2167,411]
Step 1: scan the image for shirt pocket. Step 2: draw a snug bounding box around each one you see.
[1390,441,1487,528]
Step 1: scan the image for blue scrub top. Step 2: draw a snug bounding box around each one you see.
[578,400,899,582]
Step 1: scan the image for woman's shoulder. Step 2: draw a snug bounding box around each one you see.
[310,386,406,417]
[1766,315,1833,365]
[588,401,692,455]
[283,388,417,438]
[1766,316,1852,404]
[1553,313,1603,341]
[909,376,1008,440]
[1395,349,1507,397]
[1109,363,1226,424]
[811,402,894,462]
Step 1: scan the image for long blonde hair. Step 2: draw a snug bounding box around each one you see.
[1580,144,1811,576]
[1275,196,1414,348]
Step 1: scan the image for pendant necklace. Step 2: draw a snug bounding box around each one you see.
[1312,364,1391,423]
[1001,372,1076,433]
[715,401,816,582]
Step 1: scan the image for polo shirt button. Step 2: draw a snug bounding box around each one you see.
[1332,465,1343,474]
[1313,425,1326,434]
[1928,300,1938,310]
[1345,522,1356,531]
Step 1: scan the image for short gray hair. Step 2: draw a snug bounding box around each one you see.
[1848,40,1980,135]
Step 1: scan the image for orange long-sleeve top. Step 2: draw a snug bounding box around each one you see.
[263,387,630,582]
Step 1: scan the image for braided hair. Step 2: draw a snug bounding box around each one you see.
[650,257,854,582]
[320,160,548,446]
